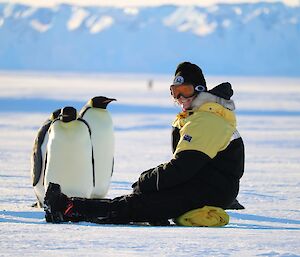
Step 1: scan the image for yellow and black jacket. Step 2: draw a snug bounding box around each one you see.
[137,83,245,209]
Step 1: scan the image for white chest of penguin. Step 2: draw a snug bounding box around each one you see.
[45,119,95,198]
[80,108,115,198]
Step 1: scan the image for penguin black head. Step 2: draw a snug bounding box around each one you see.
[60,106,77,122]
[90,96,116,109]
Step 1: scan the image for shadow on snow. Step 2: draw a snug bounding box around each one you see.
[0,209,299,230]
[226,212,300,230]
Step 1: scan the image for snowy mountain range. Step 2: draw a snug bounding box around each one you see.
[0,2,299,76]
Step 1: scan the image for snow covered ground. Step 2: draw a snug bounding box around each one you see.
[0,72,299,256]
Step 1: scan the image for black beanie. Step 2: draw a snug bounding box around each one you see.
[172,62,207,92]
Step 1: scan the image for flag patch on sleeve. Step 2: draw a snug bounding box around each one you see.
[183,134,192,142]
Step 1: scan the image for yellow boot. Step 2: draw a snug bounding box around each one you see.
[175,206,229,227]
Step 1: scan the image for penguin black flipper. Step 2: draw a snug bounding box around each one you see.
[31,120,52,187]
[31,109,61,207]
[31,109,61,187]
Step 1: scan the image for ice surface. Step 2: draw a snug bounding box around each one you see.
[0,73,299,256]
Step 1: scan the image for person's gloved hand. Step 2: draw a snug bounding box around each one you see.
[131,181,141,194]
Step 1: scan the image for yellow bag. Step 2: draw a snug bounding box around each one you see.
[175,206,229,227]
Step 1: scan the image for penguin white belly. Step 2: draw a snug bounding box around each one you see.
[83,109,114,198]
[44,120,94,198]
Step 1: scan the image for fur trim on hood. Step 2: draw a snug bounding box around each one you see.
[191,92,235,111]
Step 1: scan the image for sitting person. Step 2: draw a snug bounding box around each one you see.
[44,62,245,226]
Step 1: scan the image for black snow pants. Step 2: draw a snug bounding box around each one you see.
[75,179,237,224]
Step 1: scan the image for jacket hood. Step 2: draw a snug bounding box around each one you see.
[191,82,235,111]
[209,82,233,100]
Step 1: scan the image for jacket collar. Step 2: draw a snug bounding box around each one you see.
[191,92,235,111]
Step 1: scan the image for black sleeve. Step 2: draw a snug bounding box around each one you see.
[131,164,164,190]
[172,127,180,154]
[138,150,210,193]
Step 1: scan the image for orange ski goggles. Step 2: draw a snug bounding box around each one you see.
[170,84,195,99]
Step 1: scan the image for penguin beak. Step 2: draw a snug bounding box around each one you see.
[104,98,117,103]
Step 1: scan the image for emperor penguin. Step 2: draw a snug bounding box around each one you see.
[31,109,61,207]
[44,106,94,198]
[79,96,116,198]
